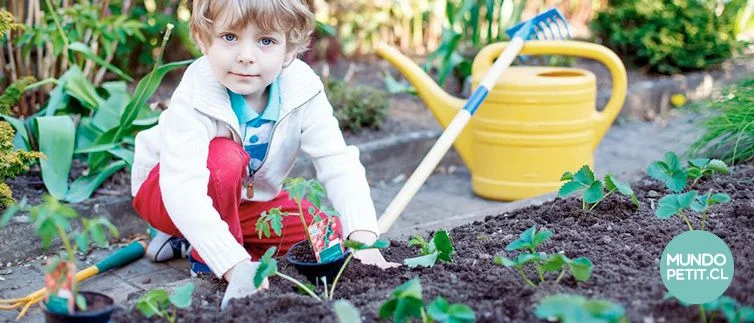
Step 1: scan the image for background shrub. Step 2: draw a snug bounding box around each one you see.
[591,0,745,74]
[0,121,44,206]
[326,79,389,133]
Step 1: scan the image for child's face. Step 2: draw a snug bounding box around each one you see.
[199,17,292,98]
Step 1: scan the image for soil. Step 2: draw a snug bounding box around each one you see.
[113,162,754,322]
[288,241,318,264]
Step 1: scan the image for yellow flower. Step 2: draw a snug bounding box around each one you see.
[671,93,687,108]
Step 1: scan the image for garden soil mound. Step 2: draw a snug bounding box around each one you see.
[114,162,754,322]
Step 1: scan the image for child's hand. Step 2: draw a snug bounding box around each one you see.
[221,260,269,310]
[354,248,401,269]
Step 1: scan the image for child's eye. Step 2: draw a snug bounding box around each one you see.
[222,34,237,42]
[260,38,276,46]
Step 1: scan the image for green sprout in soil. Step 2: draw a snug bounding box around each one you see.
[559,165,639,211]
[333,299,362,323]
[535,294,627,323]
[494,225,592,287]
[404,230,454,268]
[255,177,340,258]
[135,282,194,323]
[656,190,730,231]
[665,293,754,323]
[647,152,730,192]
[379,277,475,323]
[255,239,389,302]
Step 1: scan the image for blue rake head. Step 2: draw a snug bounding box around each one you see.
[505,8,571,41]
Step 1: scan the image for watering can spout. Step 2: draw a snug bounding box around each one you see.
[375,43,473,166]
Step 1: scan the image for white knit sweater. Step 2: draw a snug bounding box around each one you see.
[131,57,379,277]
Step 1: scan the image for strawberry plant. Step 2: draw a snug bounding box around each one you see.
[135,282,195,323]
[647,152,730,192]
[379,277,475,323]
[333,299,362,323]
[494,225,592,287]
[656,190,730,231]
[687,159,730,185]
[404,230,455,268]
[559,165,638,211]
[665,294,754,323]
[535,294,627,323]
[255,177,340,259]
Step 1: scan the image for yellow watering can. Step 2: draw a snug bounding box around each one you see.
[376,40,627,201]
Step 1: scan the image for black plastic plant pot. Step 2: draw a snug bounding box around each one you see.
[286,240,351,284]
[41,291,116,323]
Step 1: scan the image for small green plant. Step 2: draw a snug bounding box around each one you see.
[0,121,44,206]
[404,230,455,268]
[325,79,389,133]
[135,282,195,323]
[1,195,119,314]
[665,293,754,323]
[591,0,744,74]
[379,277,475,323]
[535,294,627,323]
[688,78,754,165]
[559,165,639,211]
[333,299,362,323]
[494,225,592,287]
[656,190,731,231]
[328,239,389,300]
[647,152,731,192]
[255,177,340,258]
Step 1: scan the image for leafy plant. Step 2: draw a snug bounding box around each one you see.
[253,247,321,301]
[559,165,639,211]
[0,121,44,206]
[1,195,119,314]
[494,225,592,287]
[688,78,754,165]
[591,0,744,74]
[665,293,754,323]
[2,24,190,203]
[255,177,341,259]
[333,299,362,323]
[535,294,627,323]
[379,277,476,323]
[325,79,389,133]
[656,190,731,231]
[648,152,731,192]
[687,159,730,185]
[135,282,195,323]
[404,230,455,268]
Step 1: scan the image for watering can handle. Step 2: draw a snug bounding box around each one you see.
[473,40,627,150]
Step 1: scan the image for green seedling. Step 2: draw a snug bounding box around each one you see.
[535,294,627,323]
[426,296,475,323]
[254,247,321,301]
[559,165,638,210]
[379,278,476,323]
[494,225,592,287]
[665,293,754,323]
[647,152,689,192]
[254,177,340,258]
[656,190,730,231]
[334,299,362,323]
[688,159,730,185]
[404,230,455,268]
[135,282,194,323]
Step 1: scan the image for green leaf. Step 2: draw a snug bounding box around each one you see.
[378,299,398,320]
[344,239,390,251]
[573,165,596,185]
[542,254,569,272]
[646,161,672,183]
[558,181,584,198]
[669,171,689,192]
[427,297,450,321]
[0,198,26,228]
[108,146,134,167]
[427,297,475,323]
[569,257,594,282]
[255,247,278,288]
[64,160,127,203]
[560,171,574,181]
[432,230,454,262]
[678,191,698,208]
[583,181,604,204]
[392,292,424,322]
[136,289,169,318]
[75,233,89,254]
[404,251,439,268]
[64,71,104,110]
[169,282,195,309]
[69,42,134,82]
[709,193,731,204]
[89,223,106,247]
[35,116,76,199]
[1,115,31,150]
[74,143,119,154]
[505,239,530,251]
[44,70,74,116]
[333,300,362,323]
[75,294,87,311]
[515,253,544,266]
[532,228,552,248]
[604,175,634,196]
[707,159,729,174]
[493,255,515,267]
[90,82,129,132]
[689,158,710,168]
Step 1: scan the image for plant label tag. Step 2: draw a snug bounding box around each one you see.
[307,217,344,263]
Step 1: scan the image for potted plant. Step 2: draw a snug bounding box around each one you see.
[255,177,348,284]
[2,195,120,322]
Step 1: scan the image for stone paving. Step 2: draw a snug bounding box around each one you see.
[0,111,701,322]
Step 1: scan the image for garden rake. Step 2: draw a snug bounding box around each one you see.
[0,240,146,320]
[378,8,571,233]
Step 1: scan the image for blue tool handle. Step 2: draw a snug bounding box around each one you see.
[94,240,146,273]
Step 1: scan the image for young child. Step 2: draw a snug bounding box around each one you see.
[130,0,397,310]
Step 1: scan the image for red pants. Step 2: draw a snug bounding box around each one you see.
[132,138,338,262]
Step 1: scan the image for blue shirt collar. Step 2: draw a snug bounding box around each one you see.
[228,78,281,125]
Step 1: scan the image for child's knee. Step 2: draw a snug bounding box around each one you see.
[207,138,249,184]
